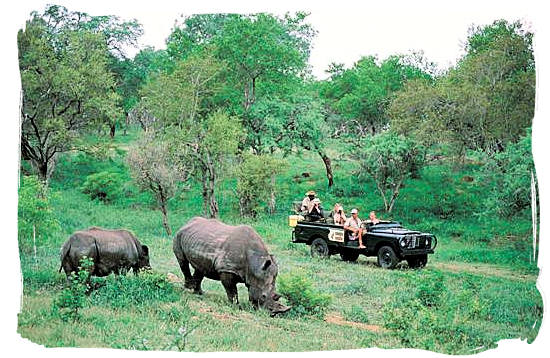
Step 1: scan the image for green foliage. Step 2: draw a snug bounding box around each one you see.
[478,130,535,217]
[278,270,332,318]
[355,132,426,212]
[382,271,496,353]
[390,19,534,159]
[81,171,123,202]
[236,154,285,218]
[18,7,124,180]
[18,176,60,253]
[342,305,371,324]
[89,271,179,308]
[52,257,93,322]
[320,53,433,137]
[162,300,198,351]
[415,270,446,307]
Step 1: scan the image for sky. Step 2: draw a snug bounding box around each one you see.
[4,0,537,78]
[1,0,549,357]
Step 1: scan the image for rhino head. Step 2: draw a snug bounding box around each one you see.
[138,245,151,270]
[246,251,291,315]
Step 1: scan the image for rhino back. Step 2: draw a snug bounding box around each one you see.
[175,217,269,278]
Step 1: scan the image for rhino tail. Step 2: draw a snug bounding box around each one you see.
[59,240,72,273]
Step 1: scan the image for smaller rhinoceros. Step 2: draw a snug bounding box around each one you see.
[173,217,290,315]
[60,227,150,277]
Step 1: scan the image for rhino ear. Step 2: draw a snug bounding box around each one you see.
[142,245,149,255]
[262,259,272,271]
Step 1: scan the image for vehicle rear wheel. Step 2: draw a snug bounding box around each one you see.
[340,249,359,262]
[407,254,428,268]
[311,238,330,258]
[377,246,398,269]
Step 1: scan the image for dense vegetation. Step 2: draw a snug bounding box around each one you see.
[17,4,540,354]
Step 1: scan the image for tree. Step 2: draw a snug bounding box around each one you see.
[18,5,143,180]
[126,131,190,236]
[355,132,425,213]
[478,129,536,217]
[236,154,285,218]
[18,175,60,254]
[141,54,242,218]
[320,54,433,139]
[18,15,121,182]
[390,19,534,160]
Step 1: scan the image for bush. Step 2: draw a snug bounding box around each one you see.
[236,154,285,218]
[478,129,535,217]
[52,257,93,322]
[89,271,179,308]
[81,171,123,202]
[18,175,60,253]
[278,270,332,318]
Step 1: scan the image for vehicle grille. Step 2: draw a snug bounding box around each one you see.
[404,235,431,249]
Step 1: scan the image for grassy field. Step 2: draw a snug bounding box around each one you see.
[17,127,542,354]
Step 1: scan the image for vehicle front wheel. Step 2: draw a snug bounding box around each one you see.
[407,254,428,269]
[377,246,398,269]
[311,238,330,258]
[340,249,359,262]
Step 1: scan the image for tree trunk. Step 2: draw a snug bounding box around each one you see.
[123,112,129,136]
[201,173,209,218]
[157,184,172,236]
[268,174,276,214]
[207,160,219,219]
[109,123,116,139]
[160,201,172,236]
[318,150,334,188]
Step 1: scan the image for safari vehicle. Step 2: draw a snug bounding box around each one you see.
[288,210,437,269]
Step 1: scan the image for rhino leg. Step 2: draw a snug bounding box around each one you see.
[176,256,194,290]
[192,269,205,295]
[220,272,239,305]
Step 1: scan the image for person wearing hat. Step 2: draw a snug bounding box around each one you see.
[332,203,347,225]
[306,197,324,222]
[344,208,366,249]
[300,190,317,214]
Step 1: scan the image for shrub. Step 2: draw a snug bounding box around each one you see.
[343,305,371,324]
[415,270,447,307]
[477,129,535,217]
[236,153,285,218]
[81,171,123,202]
[278,270,332,318]
[52,257,93,322]
[18,175,60,253]
[89,271,179,308]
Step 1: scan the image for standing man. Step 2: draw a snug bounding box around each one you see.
[344,208,366,249]
[301,190,316,214]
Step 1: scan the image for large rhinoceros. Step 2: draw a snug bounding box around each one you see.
[60,227,150,277]
[173,217,290,315]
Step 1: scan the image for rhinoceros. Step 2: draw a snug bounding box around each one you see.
[173,217,290,315]
[60,227,150,276]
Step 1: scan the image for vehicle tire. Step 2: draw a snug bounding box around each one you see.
[377,246,398,269]
[311,238,330,258]
[340,250,360,262]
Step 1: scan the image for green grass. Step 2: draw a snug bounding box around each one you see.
[17,126,542,353]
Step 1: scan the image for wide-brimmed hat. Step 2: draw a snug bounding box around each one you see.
[306,190,316,196]
[351,208,358,214]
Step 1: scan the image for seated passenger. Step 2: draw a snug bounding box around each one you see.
[332,203,347,225]
[306,198,324,222]
[300,190,317,214]
[344,208,366,249]
[368,211,380,225]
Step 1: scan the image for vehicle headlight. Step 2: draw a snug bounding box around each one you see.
[400,237,408,247]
